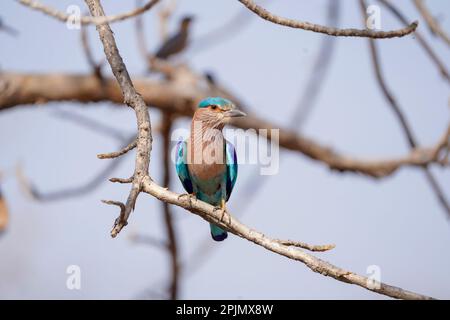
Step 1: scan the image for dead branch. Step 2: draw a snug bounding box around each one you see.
[378,0,450,83]
[160,112,180,300]
[360,0,450,217]
[237,0,418,38]
[85,0,153,238]
[0,187,8,234]
[142,177,433,300]
[413,0,450,47]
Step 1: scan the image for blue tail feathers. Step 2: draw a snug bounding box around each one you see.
[210,223,228,241]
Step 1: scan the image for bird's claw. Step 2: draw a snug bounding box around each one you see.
[178,193,195,204]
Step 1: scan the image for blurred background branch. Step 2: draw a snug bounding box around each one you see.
[0,0,449,300]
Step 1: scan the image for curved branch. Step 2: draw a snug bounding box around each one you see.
[19,0,160,26]
[98,139,137,159]
[142,177,433,300]
[237,0,418,38]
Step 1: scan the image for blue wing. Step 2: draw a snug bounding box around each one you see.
[225,140,238,201]
[175,140,193,194]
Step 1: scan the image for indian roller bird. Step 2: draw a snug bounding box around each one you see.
[0,187,8,235]
[155,16,194,60]
[175,97,246,241]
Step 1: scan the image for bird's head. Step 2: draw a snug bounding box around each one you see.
[193,97,246,129]
[180,15,194,30]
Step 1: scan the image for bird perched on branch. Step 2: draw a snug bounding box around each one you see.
[155,15,194,59]
[175,97,246,241]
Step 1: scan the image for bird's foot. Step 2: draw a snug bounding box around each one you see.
[178,193,196,205]
[214,199,231,225]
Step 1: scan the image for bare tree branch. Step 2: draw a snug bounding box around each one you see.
[142,177,433,300]
[378,0,450,83]
[15,0,439,300]
[129,232,167,249]
[17,150,126,201]
[80,24,104,79]
[184,0,342,279]
[157,0,177,41]
[85,0,153,238]
[237,0,418,38]
[413,0,450,47]
[98,138,137,159]
[160,112,180,300]
[360,0,450,218]
[18,0,161,26]
[0,187,8,234]
[293,0,340,128]
[135,0,154,68]
[1,72,448,178]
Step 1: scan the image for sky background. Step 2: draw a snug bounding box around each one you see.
[0,0,449,299]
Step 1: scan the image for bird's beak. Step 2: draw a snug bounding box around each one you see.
[224,109,246,118]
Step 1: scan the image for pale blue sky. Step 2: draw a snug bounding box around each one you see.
[0,0,449,299]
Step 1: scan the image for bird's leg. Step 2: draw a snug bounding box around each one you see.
[215,199,231,225]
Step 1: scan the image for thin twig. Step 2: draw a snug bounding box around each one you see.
[53,109,127,142]
[191,0,271,54]
[158,0,177,41]
[135,0,153,67]
[238,0,418,38]
[378,0,450,83]
[160,112,180,300]
[185,0,341,280]
[0,186,9,234]
[1,72,448,178]
[18,0,438,300]
[85,0,153,237]
[17,152,125,201]
[110,177,133,184]
[129,232,167,249]
[98,139,137,159]
[0,17,19,36]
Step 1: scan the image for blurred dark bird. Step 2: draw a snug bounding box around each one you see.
[155,16,194,59]
[0,17,18,37]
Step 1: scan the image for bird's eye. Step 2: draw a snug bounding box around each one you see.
[210,105,217,110]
